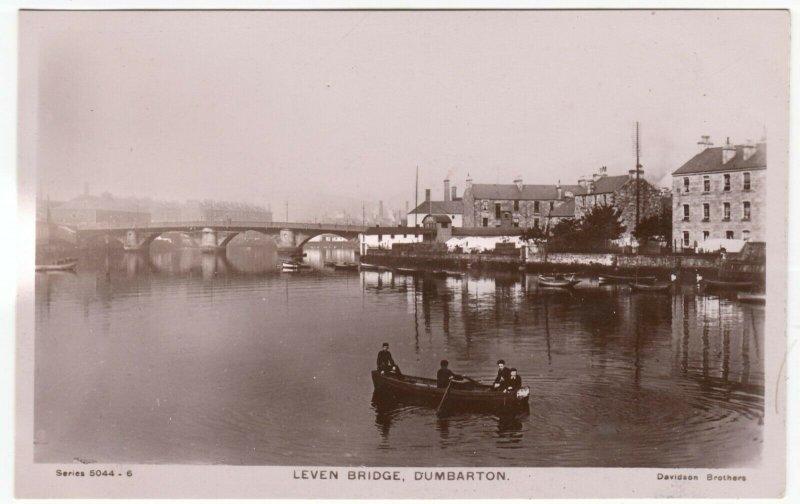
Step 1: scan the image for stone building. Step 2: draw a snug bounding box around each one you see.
[462,177,581,229]
[51,194,151,226]
[671,139,766,249]
[406,179,464,227]
[571,166,663,242]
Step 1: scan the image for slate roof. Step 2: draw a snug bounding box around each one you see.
[673,143,767,176]
[409,200,464,214]
[572,175,631,196]
[423,214,452,224]
[470,183,583,201]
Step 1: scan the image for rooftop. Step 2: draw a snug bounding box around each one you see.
[409,200,464,214]
[470,183,583,201]
[673,142,767,176]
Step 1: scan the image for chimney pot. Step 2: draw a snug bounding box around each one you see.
[425,189,431,202]
[444,179,451,202]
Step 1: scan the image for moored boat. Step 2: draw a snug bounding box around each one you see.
[323,261,336,267]
[737,292,766,304]
[703,279,753,290]
[35,258,78,272]
[333,262,359,271]
[371,370,529,411]
[599,273,656,284]
[630,282,672,293]
[537,275,581,288]
[280,260,301,272]
[394,267,420,274]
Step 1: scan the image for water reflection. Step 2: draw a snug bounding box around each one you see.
[35,246,764,467]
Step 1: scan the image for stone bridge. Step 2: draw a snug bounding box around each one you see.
[67,221,367,253]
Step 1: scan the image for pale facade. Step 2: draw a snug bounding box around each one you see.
[672,141,766,249]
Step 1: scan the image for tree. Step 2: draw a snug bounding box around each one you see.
[521,223,547,242]
[634,208,672,243]
[577,204,626,245]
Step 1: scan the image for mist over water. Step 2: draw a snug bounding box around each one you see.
[34,245,763,467]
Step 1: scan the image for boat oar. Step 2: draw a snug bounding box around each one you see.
[436,380,454,414]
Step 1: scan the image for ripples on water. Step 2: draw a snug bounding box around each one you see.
[34,245,764,467]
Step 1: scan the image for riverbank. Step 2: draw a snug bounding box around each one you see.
[362,249,761,281]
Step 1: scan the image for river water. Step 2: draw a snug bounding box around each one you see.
[34,245,764,467]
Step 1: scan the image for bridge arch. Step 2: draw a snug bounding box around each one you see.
[296,232,357,248]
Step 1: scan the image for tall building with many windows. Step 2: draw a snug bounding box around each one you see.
[672,138,766,250]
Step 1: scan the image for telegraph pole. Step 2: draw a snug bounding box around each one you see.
[635,121,641,229]
[414,165,419,227]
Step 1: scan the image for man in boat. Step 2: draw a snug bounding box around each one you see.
[492,359,511,390]
[436,360,465,388]
[376,342,401,375]
[504,368,522,393]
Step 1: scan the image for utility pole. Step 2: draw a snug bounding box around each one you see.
[414,165,419,227]
[362,202,365,226]
[635,121,641,229]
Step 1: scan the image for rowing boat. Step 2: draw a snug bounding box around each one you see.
[630,282,672,292]
[333,262,359,271]
[394,267,420,274]
[371,371,529,411]
[35,259,78,272]
[359,262,388,271]
[737,292,765,304]
[703,279,753,290]
[537,275,581,288]
[598,274,656,284]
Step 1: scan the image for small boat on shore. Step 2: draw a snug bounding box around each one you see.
[280,260,301,272]
[630,282,672,293]
[703,279,753,290]
[394,267,420,275]
[359,262,386,271]
[599,274,656,284]
[737,292,766,304]
[323,261,336,267]
[35,258,78,272]
[537,275,581,288]
[443,270,465,277]
[371,370,529,412]
[333,262,359,271]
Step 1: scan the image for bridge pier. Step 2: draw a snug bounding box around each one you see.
[124,230,152,252]
[200,228,224,253]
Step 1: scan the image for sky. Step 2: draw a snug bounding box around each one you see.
[19,10,789,219]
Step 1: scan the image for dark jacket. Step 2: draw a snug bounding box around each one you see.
[437,368,461,388]
[377,349,397,372]
[505,375,522,392]
[493,367,511,387]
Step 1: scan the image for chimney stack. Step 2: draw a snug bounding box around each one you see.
[722,137,736,164]
[628,166,644,180]
[578,176,588,189]
[698,135,714,152]
[444,179,451,202]
[742,140,757,161]
[465,174,473,190]
[556,180,563,200]
[451,186,457,201]
[425,189,431,202]
[513,176,523,191]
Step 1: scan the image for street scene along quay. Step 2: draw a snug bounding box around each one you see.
[27,10,777,473]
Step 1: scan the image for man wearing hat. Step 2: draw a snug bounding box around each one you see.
[376,342,401,375]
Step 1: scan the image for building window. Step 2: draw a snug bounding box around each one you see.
[743,172,751,190]
[723,174,731,191]
[482,217,488,227]
[723,202,730,221]
[703,176,710,192]
[514,200,519,211]
[683,204,690,221]
[534,201,540,213]
[726,230,734,239]
[683,177,690,192]
[703,231,709,241]
[743,201,751,221]
[441,223,449,229]
[513,219,519,228]
[534,218,540,229]
[683,231,690,247]
[702,203,709,221]
[378,234,382,241]
[742,230,750,241]
[495,204,501,219]
[390,234,395,239]
[549,201,555,211]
